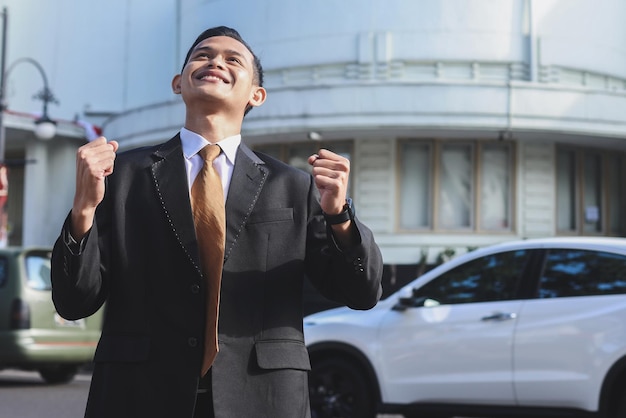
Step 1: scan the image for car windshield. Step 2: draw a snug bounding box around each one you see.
[25,251,52,291]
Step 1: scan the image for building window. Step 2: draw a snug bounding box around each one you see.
[556,147,626,236]
[480,144,512,230]
[439,143,474,229]
[608,155,626,235]
[583,153,602,234]
[399,142,432,229]
[399,140,514,232]
[287,143,315,172]
[253,140,354,195]
[556,150,577,231]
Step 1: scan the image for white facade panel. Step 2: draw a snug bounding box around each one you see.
[354,139,394,234]
[519,141,555,237]
[534,0,626,79]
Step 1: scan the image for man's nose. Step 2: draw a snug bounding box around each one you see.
[207,55,225,68]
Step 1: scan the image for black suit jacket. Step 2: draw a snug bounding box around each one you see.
[51,135,383,418]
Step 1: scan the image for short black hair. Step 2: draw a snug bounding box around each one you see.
[182,26,264,88]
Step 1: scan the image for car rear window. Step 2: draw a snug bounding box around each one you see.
[25,251,52,291]
[539,249,626,298]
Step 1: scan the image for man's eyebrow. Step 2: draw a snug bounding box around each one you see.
[192,46,249,62]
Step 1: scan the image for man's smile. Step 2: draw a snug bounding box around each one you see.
[196,69,229,83]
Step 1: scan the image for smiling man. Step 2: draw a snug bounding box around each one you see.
[50,26,383,418]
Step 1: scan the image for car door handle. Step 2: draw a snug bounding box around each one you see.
[481,312,517,322]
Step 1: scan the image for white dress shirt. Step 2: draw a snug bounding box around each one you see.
[180,127,240,199]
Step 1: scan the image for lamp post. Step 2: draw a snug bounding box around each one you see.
[0,7,59,162]
[0,7,8,163]
[0,7,59,247]
[6,57,60,141]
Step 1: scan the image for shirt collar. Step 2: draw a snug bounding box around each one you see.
[180,127,240,165]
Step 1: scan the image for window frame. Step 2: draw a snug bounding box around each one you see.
[252,140,355,197]
[556,146,626,236]
[397,139,516,233]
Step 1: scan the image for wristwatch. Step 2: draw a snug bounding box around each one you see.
[323,198,355,225]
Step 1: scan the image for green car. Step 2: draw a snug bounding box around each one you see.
[0,247,102,384]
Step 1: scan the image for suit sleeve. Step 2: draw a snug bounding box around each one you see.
[304,177,383,310]
[50,210,109,321]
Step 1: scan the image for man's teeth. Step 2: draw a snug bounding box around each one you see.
[202,75,223,81]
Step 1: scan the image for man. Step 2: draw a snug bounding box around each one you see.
[51,26,383,417]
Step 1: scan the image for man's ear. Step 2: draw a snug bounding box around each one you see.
[171,74,182,94]
[248,86,267,108]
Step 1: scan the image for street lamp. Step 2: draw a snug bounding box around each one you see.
[10,57,60,141]
[0,7,59,162]
[0,7,59,247]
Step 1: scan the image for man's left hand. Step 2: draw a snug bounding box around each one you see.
[308,149,349,216]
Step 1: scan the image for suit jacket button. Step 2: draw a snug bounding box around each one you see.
[188,337,198,347]
[190,284,200,294]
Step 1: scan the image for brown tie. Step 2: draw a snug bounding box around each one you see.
[191,144,225,376]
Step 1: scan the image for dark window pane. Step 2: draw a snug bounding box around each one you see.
[539,249,626,298]
[556,150,577,231]
[0,257,7,287]
[415,250,529,305]
[438,144,473,229]
[480,144,512,230]
[583,154,602,234]
[399,142,432,229]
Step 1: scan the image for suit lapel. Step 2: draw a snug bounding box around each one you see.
[149,137,267,268]
[150,135,202,275]
[224,144,268,262]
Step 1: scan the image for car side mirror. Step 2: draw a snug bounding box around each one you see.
[392,294,429,311]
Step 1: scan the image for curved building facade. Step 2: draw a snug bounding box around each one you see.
[103,0,626,267]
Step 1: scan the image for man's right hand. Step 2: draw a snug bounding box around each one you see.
[70,137,119,240]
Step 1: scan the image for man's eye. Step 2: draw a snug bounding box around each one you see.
[228,57,241,64]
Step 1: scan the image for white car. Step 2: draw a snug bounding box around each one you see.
[305,237,626,418]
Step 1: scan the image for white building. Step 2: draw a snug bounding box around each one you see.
[4,0,626,285]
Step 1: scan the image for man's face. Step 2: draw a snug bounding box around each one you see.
[173,36,264,115]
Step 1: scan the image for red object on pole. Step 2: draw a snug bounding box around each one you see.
[0,164,9,246]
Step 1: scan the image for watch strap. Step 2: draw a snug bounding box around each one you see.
[323,198,354,225]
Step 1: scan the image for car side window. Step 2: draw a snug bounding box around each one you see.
[0,256,7,288]
[538,249,626,298]
[414,250,530,305]
[25,253,52,291]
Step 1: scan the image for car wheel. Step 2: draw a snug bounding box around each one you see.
[309,356,376,418]
[615,386,626,418]
[39,365,79,384]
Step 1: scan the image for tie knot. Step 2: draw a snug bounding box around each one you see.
[199,144,221,162]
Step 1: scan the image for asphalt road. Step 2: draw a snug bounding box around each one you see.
[0,370,479,418]
[0,369,90,418]
[0,370,407,418]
